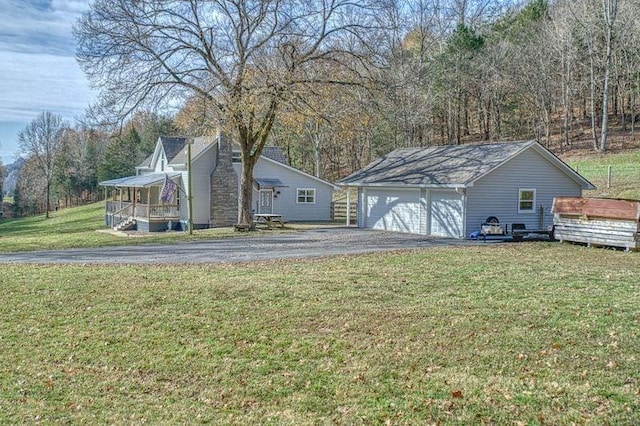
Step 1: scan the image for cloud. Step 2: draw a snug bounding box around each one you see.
[0,0,88,55]
[0,0,92,163]
[0,52,93,122]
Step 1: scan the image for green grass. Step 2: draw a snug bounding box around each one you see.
[1,244,639,423]
[0,202,313,252]
[566,149,640,200]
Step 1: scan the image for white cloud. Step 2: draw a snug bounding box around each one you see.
[0,52,93,122]
[0,0,89,54]
[0,0,92,163]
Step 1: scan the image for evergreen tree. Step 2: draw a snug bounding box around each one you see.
[97,127,144,182]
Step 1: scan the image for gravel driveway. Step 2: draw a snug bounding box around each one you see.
[0,227,477,264]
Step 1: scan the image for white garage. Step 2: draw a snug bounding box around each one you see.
[429,191,463,238]
[340,141,595,239]
[364,188,421,234]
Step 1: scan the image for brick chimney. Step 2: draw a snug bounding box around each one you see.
[209,133,238,226]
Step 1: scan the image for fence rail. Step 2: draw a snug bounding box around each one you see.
[331,201,358,224]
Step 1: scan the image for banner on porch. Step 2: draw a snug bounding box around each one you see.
[160,175,177,203]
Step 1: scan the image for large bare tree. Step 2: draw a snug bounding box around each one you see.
[75,0,380,225]
[17,112,68,219]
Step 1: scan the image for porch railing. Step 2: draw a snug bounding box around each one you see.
[111,203,135,227]
[106,201,180,222]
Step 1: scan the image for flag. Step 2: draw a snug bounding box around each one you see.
[160,175,177,203]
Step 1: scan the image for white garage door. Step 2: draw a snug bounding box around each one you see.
[430,191,463,238]
[365,188,421,234]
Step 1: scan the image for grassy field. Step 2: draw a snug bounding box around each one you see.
[1,244,639,423]
[565,149,640,200]
[0,202,309,252]
[0,151,639,422]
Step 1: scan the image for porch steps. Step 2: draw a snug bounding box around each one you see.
[114,218,137,232]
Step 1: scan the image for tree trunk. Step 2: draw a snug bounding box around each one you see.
[588,44,600,151]
[600,0,618,153]
[238,145,256,226]
[45,181,50,219]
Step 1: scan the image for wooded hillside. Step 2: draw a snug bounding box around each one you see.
[7,0,640,216]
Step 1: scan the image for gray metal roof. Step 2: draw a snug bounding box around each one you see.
[99,172,181,188]
[254,178,288,189]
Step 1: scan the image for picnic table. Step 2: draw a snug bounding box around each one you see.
[254,213,285,229]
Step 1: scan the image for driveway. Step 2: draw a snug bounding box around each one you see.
[0,227,478,264]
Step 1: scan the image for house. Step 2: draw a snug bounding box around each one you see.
[339,140,595,238]
[99,133,337,231]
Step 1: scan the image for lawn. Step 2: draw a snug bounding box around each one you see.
[0,202,310,252]
[565,149,640,200]
[1,243,639,423]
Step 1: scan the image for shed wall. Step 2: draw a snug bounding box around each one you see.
[465,148,582,235]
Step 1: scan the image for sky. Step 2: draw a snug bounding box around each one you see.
[0,0,94,165]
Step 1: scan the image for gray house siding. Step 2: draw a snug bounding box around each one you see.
[233,158,334,222]
[465,148,583,234]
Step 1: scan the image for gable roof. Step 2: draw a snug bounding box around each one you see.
[261,146,289,165]
[137,136,217,169]
[340,140,594,189]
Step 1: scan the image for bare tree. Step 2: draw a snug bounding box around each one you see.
[599,0,619,152]
[75,0,381,225]
[17,112,68,219]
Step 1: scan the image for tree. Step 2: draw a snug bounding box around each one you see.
[97,127,144,182]
[75,0,380,225]
[17,112,68,219]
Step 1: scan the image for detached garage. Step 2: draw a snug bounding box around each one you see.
[365,188,422,233]
[340,141,594,239]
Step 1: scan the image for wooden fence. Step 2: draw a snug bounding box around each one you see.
[331,201,358,224]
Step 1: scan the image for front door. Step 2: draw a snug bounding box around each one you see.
[258,190,273,214]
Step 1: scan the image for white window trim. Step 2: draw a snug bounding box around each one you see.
[296,188,316,204]
[518,188,536,213]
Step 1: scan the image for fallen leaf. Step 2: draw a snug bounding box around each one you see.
[452,390,463,398]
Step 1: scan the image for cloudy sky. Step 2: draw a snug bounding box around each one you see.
[0,0,94,164]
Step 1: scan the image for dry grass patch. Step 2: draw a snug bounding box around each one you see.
[1,243,639,423]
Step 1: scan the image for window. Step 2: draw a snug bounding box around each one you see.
[518,189,536,213]
[297,188,316,204]
[232,151,242,163]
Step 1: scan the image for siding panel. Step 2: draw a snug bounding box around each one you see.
[234,158,335,222]
[465,149,582,234]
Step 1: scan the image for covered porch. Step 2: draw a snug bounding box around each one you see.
[100,173,183,232]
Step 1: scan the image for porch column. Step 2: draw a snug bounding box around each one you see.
[147,188,151,221]
[346,188,351,226]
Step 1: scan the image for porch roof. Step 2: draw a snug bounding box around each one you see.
[254,177,288,189]
[99,172,181,188]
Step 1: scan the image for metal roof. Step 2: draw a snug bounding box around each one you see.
[254,178,288,189]
[99,172,181,188]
